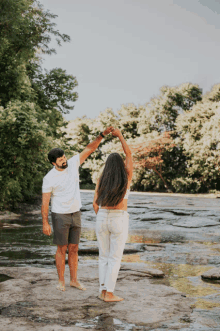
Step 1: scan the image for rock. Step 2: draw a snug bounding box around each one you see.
[173,217,219,228]
[143,245,164,251]
[120,263,164,278]
[0,266,193,330]
[2,223,24,228]
[78,243,144,255]
[201,268,220,280]
[78,247,99,255]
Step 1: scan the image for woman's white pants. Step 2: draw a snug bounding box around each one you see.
[96,209,129,293]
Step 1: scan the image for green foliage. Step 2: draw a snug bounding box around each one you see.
[0,101,54,209]
[176,100,220,192]
[30,66,78,114]
[203,84,220,103]
[28,62,78,137]
[171,177,201,193]
[0,0,70,107]
[139,83,202,133]
[0,0,78,209]
[67,82,220,193]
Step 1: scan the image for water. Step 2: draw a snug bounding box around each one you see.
[1,191,220,330]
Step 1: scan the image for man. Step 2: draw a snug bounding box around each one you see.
[41,126,114,291]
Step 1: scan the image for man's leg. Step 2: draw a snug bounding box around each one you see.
[68,211,86,290]
[68,243,78,282]
[56,244,68,291]
[69,243,86,290]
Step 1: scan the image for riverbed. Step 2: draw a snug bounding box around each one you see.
[1,191,220,330]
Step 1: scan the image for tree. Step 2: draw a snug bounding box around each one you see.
[65,83,220,194]
[117,104,142,139]
[203,83,220,103]
[0,0,70,107]
[0,0,78,208]
[131,132,175,191]
[28,63,78,138]
[138,83,202,133]
[0,101,54,209]
[176,100,220,192]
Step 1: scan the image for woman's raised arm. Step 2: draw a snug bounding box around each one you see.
[112,129,133,181]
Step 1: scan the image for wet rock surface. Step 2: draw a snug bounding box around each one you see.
[1,191,220,330]
[201,268,220,281]
[0,266,192,331]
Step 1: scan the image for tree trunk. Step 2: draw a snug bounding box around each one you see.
[154,169,173,193]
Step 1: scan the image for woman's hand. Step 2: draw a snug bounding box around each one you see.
[103,126,114,136]
[93,203,99,214]
[111,128,122,138]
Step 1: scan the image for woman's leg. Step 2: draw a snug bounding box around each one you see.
[96,211,110,295]
[104,212,129,301]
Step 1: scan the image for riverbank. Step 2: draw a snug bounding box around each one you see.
[81,189,220,199]
[1,190,218,222]
[1,191,220,330]
[0,195,42,222]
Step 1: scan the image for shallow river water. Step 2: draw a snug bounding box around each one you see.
[1,191,220,330]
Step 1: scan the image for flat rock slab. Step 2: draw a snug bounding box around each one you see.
[120,262,165,278]
[0,265,194,330]
[173,217,219,228]
[78,243,144,255]
[201,268,220,280]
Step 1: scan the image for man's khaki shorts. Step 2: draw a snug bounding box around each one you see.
[51,211,81,246]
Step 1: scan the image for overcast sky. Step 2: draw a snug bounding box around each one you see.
[40,0,220,122]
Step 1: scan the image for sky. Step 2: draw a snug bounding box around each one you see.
[40,0,220,122]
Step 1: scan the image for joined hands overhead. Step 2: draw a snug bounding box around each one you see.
[102,127,122,138]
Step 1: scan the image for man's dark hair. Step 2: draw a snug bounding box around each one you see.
[96,153,128,207]
[48,148,65,165]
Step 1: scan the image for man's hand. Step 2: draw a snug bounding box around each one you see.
[103,126,114,136]
[80,126,114,165]
[43,223,52,236]
[111,128,122,138]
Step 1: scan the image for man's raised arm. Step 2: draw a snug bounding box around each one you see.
[79,126,114,165]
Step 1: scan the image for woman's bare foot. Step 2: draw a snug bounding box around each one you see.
[98,290,106,300]
[70,280,86,290]
[104,292,124,302]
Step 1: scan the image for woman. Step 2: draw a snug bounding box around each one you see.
[93,128,133,302]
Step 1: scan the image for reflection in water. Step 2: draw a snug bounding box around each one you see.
[191,299,220,310]
[127,234,161,244]
[79,256,98,263]
[144,261,220,299]
[80,253,220,302]
[171,278,218,297]
[0,274,14,283]
[81,228,97,241]
[121,254,142,263]
[75,315,136,331]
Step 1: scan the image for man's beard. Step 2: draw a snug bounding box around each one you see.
[56,161,68,169]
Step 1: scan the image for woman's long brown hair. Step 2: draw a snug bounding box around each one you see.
[96,153,128,207]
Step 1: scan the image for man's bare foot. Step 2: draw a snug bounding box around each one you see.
[70,280,86,290]
[98,290,106,300]
[104,292,124,302]
[56,280,65,291]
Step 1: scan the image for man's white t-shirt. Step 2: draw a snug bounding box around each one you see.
[42,154,82,214]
